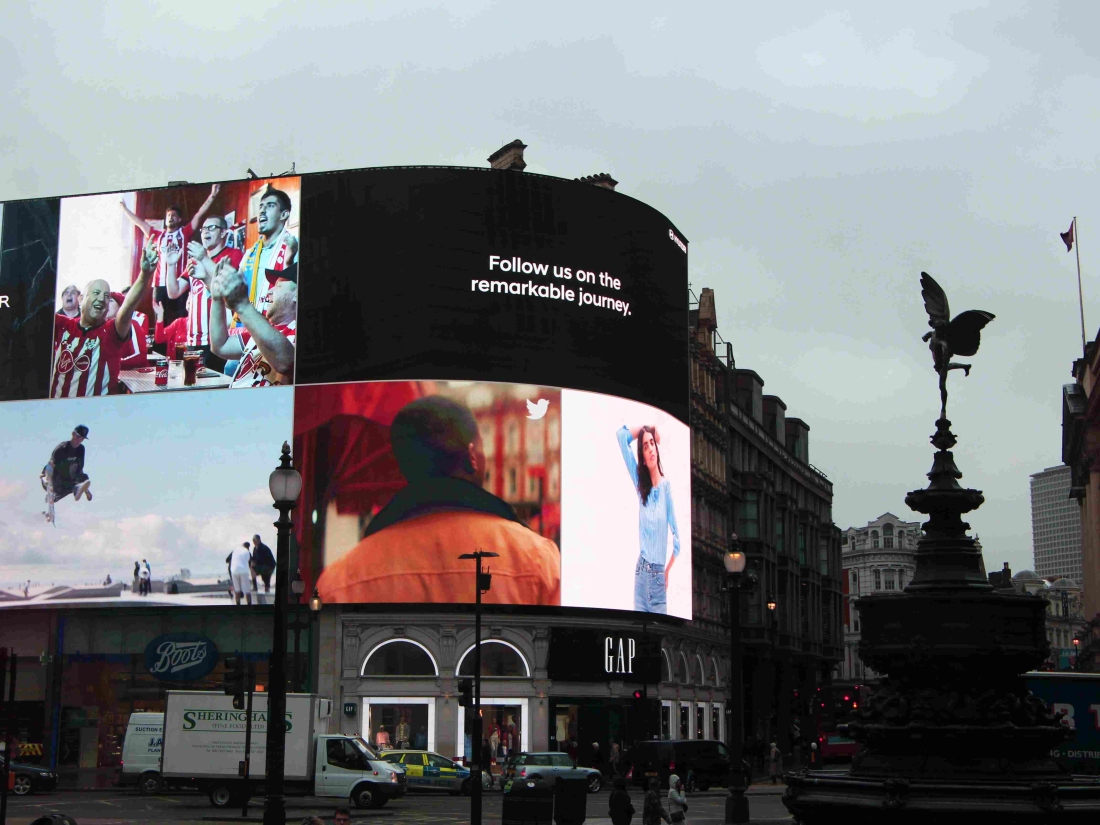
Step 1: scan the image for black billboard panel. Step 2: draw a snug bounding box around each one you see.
[295,168,689,423]
[0,199,61,401]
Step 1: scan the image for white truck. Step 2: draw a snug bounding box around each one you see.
[158,691,407,809]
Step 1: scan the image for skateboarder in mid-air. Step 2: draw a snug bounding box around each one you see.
[42,425,92,524]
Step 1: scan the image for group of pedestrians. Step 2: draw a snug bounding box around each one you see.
[609,774,690,825]
[300,808,350,825]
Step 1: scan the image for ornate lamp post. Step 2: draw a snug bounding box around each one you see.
[263,442,302,825]
[723,538,751,825]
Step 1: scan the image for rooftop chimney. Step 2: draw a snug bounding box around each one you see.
[488,140,527,171]
[576,173,618,191]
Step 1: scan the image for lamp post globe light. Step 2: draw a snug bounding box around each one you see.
[263,442,302,825]
[722,537,752,825]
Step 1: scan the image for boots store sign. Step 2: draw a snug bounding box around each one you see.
[547,629,661,683]
[143,633,220,682]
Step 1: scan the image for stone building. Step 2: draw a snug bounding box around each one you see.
[688,288,843,752]
[839,514,921,681]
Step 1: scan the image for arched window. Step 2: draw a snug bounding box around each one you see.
[871,530,880,549]
[883,523,894,549]
[693,655,705,685]
[676,653,689,684]
[456,640,530,678]
[710,657,721,688]
[661,650,672,683]
[361,639,438,677]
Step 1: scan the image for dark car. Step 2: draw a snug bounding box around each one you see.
[626,740,731,790]
[0,755,59,796]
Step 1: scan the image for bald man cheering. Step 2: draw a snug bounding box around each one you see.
[51,242,157,398]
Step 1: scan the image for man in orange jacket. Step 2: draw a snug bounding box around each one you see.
[316,395,561,606]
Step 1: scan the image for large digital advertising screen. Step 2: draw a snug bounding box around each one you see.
[0,167,691,618]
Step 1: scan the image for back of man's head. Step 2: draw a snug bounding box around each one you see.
[390,396,480,482]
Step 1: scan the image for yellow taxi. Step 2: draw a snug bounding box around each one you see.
[380,750,473,794]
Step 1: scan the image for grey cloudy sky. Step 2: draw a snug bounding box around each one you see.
[3,1,1097,576]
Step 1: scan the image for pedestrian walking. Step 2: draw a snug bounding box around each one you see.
[769,742,783,784]
[642,777,671,825]
[608,775,635,825]
[667,774,689,824]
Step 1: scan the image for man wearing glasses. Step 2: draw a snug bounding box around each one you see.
[50,244,157,398]
[163,215,242,372]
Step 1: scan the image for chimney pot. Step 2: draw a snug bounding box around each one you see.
[488,139,528,171]
[576,173,618,191]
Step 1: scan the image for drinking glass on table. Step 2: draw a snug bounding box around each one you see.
[183,350,203,386]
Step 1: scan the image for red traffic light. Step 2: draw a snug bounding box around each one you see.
[633,690,644,699]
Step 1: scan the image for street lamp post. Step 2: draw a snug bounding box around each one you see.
[288,572,322,693]
[723,541,750,825]
[767,596,777,745]
[459,550,498,825]
[263,442,302,825]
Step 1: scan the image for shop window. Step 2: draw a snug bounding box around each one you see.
[361,640,437,677]
[679,704,690,738]
[457,640,529,678]
[661,703,672,740]
[367,703,429,750]
[695,705,706,739]
[711,705,722,740]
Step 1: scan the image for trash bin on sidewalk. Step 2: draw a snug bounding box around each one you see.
[553,776,588,825]
[503,776,554,825]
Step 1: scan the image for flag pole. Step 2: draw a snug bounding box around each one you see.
[1076,217,1087,359]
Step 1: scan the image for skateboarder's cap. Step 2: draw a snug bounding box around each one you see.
[73,425,89,438]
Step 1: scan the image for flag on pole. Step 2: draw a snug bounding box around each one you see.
[1062,219,1075,252]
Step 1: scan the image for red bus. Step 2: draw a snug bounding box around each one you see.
[813,684,862,761]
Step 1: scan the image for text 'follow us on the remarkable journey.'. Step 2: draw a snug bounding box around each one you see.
[470,255,631,317]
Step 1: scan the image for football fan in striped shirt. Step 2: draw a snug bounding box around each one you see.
[161,215,241,373]
[119,184,220,325]
[50,243,156,398]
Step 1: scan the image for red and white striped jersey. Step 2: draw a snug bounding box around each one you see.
[51,315,130,398]
[229,319,296,388]
[151,225,194,288]
[185,246,242,346]
[119,311,149,371]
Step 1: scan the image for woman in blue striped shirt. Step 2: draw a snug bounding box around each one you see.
[618,425,681,613]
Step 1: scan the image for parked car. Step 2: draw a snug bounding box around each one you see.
[379,750,475,794]
[626,739,731,790]
[0,755,59,796]
[502,752,602,792]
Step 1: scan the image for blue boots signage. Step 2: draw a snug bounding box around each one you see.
[144,633,220,682]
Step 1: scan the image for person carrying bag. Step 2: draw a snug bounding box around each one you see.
[667,774,689,824]
[609,776,635,825]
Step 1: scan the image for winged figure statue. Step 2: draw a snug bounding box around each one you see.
[920,272,995,420]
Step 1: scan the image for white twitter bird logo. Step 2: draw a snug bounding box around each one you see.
[526,398,549,420]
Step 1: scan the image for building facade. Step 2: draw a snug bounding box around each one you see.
[1008,569,1087,670]
[1062,351,1100,621]
[1031,464,1084,584]
[839,514,920,681]
[688,288,843,753]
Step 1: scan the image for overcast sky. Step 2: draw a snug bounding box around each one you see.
[3,1,1098,577]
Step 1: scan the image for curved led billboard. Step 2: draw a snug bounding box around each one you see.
[0,167,690,618]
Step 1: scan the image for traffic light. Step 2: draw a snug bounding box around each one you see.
[633,689,644,700]
[224,656,245,710]
[457,678,474,707]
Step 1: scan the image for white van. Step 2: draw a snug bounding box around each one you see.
[119,712,166,794]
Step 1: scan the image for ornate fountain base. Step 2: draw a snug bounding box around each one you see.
[783,418,1100,823]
